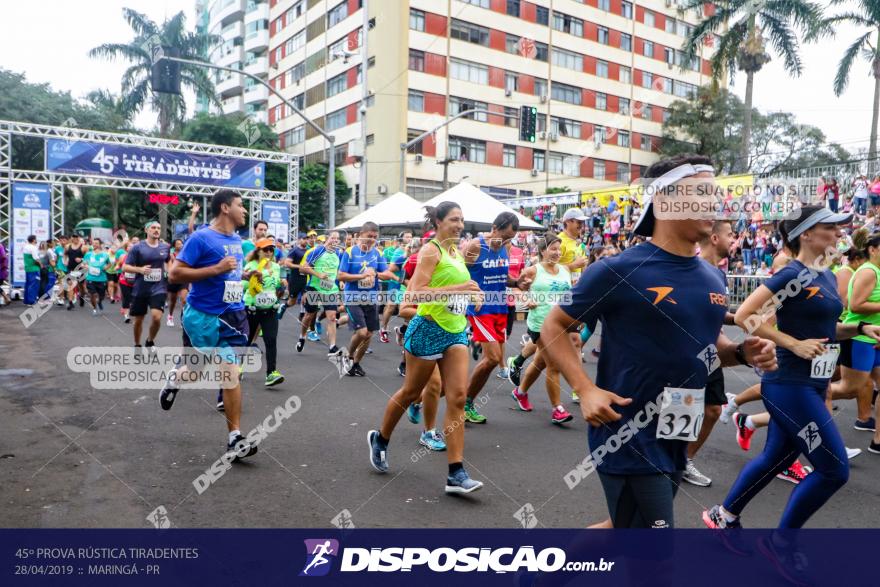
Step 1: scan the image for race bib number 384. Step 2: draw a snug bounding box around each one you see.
[223,281,243,304]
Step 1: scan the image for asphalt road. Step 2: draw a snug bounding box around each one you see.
[1,300,879,529]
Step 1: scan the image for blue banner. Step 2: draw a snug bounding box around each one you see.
[1,529,876,586]
[45,139,265,189]
[260,201,291,243]
[11,182,52,287]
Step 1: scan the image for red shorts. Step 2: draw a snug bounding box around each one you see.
[468,313,508,343]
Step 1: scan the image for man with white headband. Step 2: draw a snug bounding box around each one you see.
[540,155,779,528]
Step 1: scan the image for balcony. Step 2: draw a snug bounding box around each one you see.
[246,109,268,125]
[217,45,244,66]
[243,56,268,77]
[221,96,244,114]
[218,21,242,41]
[244,29,269,52]
[243,84,269,105]
[244,1,269,24]
[211,0,244,27]
[216,74,243,97]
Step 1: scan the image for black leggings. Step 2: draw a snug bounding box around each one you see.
[506,304,516,337]
[247,307,279,373]
[120,284,133,310]
[598,471,684,528]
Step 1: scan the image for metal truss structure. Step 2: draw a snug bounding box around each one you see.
[0,119,299,244]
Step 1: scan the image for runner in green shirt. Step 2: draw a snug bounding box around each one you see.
[242,237,286,387]
[298,230,344,357]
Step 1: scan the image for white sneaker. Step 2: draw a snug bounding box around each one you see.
[683,459,712,487]
[720,392,738,424]
[571,392,580,404]
[166,315,174,327]
[847,447,862,460]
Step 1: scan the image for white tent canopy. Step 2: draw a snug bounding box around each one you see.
[422,182,544,231]
[335,192,425,231]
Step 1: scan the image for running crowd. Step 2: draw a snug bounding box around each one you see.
[6,154,880,575]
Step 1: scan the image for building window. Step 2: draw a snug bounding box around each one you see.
[621,1,633,19]
[662,77,673,93]
[408,90,424,112]
[598,0,610,11]
[673,80,698,98]
[503,145,516,167]
[551,82,581,105]
[552,48,583,71]
[450,96,488,122]
[504,106,518,127]
[536,6,549,25]
[643,40,654,57]
[620,66,631,84]
[552,13,583,36]
[617,163,630,181]
[642,71,653,88]
[594,125,607,143]
[618,130,630,147]
[665,47,675,65]
[597,26,609,45]
[410,9,425,31]
[286,30,305,54]
[407,129,424,155]
[505,34,520,54]
[641,103,652,119]
[641,135,652,151]
[533,149,545,172]
[596,92,607,110]
[287,62,305,84]
[645,10,655,27]
[450,58,488,84]
[619,98,630,115]
[287,126,305,145]
[451,19,489,46]
[534,78,548,98]
[462,0,490,6]
[621,33,632,51]
[326,108,347,131]
[534,41,549,61]
[328,37,348,61]
[594,160,605,180]
[596,60,609,78]
[327,72,347,97]
[409,49,425,71]
[292,93,304,110]
[327,1,348,27]
[551,116,580,138]
[537,113,547,132]
[505,71,518,93]
[663,109,671,123]
[449,136,486,163]
[506,0,520,16]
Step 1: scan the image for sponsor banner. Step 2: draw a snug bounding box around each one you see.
[1,529,877,585]
[11,182,52,287]
[45,139,265,189]
[261,200,290,243]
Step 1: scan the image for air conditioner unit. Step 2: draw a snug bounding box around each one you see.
[550,131,559,142]
[415,154,423,164]
[377,183,388,195]
[540,94,548,103]
[530,168,539,177]
[505,88,513,97]
[539,131,547,140]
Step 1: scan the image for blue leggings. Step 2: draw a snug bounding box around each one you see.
[722,382,848,528]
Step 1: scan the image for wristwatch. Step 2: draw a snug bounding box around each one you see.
[734,343,752,367]
[857,321,869,336]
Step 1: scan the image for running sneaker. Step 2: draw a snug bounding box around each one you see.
[507,356,522,386]
[846,447,862,459]
[265,371,284,387]
[701,505,750,557]
[496,368,510,380]
[92,309,98,316]
[67,300,74,311]
[590,349,600,358]
[407,403,422,424]
[683,459,712,487]
[226,433,258,462]
[166,314,174,327]
[327,345,342,357]
[470,341,481,361]
[734,412,754,451]
[869,440,880,454]
[315,320,323,335]
[420,429,446,451]
[757,535,811,587]
[572,392,580,404]
[719,392,738,424]
[307,330,320,342]
[397,362,406,377]
[511,387,533,412]
[124,313,131,324]
[98,301,104,311]
[346,363,366,377]
[854,417,876,431]
[445,467,483,494]
[79,295,85,307]
[464,399,487,423]
[394,326,405,346]
[379,330,390,343]
[159,369,179,411]
[296,337,305,353]
[776,460,811,484]
[216,391,225,412]
[367,430,388,473]
[551,407,573,424]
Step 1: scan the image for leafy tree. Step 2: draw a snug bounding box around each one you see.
[545,186,571,194]
[299,164,350,230]
[680,0,822,172]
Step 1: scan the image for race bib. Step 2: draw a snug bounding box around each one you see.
[358,275,375,289]
[254,291,276,306]
[447,295,468,316]
[656,387,705,442]
[123,272,136,281]
[144,268,161,282]
[811,343,840,379]
[222,280,243,304]
[319,278,335,290]
[88,266,100,277]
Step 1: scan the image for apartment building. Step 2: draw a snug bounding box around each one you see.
[268,0,718,214]
[197,0,272,123]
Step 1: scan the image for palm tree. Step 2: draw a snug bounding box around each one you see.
[681,0,822,172]
[90,8,220,234]
[820,1,880,161]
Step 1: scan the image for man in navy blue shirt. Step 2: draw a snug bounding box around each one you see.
[541,155,778,528]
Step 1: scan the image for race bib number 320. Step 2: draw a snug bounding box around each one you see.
[811,343,840,379]
[656,387,705,442]
[223,281,243,304]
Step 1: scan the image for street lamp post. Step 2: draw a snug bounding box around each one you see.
[156,55,337,227]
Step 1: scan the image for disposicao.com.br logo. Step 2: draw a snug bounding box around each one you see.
[299,541,615,575]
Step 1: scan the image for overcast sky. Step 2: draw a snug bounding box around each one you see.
[0,1,874,151]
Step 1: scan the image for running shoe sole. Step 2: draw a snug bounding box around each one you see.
[265,376,285,387]
[419,437,446,451]
[854,422,876,431]
[367,430,388,473]
[511,390,532,412]
[552,414,574,425]
[445,480,483,494]
[868,443,880,454]
[683,474,712,487]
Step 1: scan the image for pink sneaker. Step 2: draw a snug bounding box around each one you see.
[552,407,574,424]
[511,388,533,412]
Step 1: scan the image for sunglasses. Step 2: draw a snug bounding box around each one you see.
[261,246,275,252]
